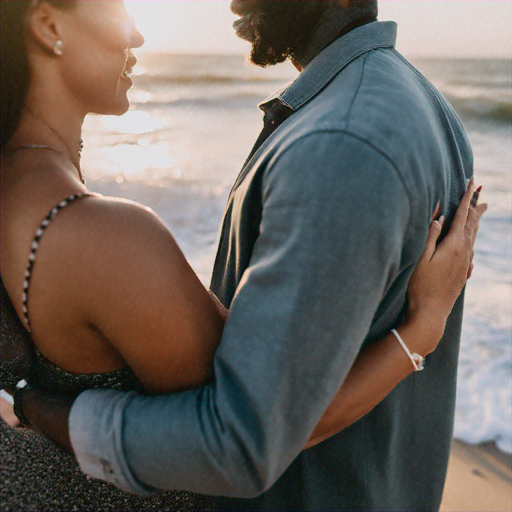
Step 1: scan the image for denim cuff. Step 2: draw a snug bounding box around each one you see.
[69,389,157,495]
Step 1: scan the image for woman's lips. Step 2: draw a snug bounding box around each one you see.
[122,55,137,78]
[127,55,137,68]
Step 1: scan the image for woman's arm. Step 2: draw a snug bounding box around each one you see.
[17,182,484,448]
[306,181,487,448]
[38,196,225,395]
[305,320,440,449]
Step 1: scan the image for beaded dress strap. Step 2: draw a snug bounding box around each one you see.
[22,193,92,333]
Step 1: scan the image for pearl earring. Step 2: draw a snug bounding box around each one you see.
[54,40,63,56]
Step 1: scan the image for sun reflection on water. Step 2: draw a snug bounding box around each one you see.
[98,143,179,179]
[129,90,153,104]
[102,110,165,135]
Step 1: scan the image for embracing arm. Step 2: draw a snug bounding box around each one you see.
[18,178,485,470]
[67,198,225,394]
[68,134,420,495]
[19,134,483,497]
[307,182,486,448]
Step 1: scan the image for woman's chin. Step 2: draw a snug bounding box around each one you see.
[114,90,132,115]
[93,99,130,117]
[113,102,130,116]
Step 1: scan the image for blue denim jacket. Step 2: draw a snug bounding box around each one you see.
[70,21,473,511]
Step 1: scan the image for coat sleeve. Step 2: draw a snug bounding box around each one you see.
[70,131,411,497]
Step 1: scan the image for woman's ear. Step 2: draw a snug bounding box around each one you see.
[26,2,65,56]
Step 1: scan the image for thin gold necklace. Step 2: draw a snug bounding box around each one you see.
[7,145,86,185]
[18,106,85,184]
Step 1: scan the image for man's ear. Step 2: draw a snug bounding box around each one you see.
[26,2,64,54]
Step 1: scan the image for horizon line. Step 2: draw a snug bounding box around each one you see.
[137,50,512,62]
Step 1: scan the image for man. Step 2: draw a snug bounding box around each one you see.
[15,1,474,510]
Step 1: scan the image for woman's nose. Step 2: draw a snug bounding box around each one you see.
[129,17,144,48]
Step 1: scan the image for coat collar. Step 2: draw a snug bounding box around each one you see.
[259,21,397,114]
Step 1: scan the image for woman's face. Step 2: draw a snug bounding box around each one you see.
[55,0,144,116]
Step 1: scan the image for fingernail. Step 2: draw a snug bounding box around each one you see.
[432,202,441,220]
[471,188,481,208]
[439,215,445,226]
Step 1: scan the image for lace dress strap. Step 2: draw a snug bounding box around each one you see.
[22,193,92,333]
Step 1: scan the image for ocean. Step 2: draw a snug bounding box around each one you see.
[81,54,512,454]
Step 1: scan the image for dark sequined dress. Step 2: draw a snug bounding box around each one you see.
[1,269,213,511]
[2,358,214,510]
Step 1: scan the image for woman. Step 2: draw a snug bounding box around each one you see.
[0,0,485,510]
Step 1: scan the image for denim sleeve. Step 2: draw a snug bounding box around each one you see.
[70,131,411,497]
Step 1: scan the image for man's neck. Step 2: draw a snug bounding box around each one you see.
[293,4,378,71]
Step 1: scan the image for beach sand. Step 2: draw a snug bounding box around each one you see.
[441,440,512,512]
[2,398,511,510]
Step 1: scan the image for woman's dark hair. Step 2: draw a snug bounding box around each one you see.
[0,0,77,150]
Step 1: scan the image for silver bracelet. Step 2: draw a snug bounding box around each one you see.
[391,329,425,372]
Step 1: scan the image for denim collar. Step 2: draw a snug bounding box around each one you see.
[259,21,397,114]
[294,4,377,69]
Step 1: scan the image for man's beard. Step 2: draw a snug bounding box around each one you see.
[232,1,332,67]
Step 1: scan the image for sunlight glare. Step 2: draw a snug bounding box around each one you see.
[102,111,166,135]
[125,1,194,54]
[101,143,178,178]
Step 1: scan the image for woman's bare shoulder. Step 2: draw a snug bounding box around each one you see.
[44,193,222,393]
[38,192,187,328]
[73,194,161,226]
[48,189,160,226]
[50,193,177,270]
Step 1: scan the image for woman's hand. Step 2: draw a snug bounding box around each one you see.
[406,179,487,356]
[306,179,487,449]
[15,387,75,453]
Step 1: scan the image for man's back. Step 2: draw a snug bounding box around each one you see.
[212,23,473,511]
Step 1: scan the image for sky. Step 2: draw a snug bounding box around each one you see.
[125,0,511,59]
